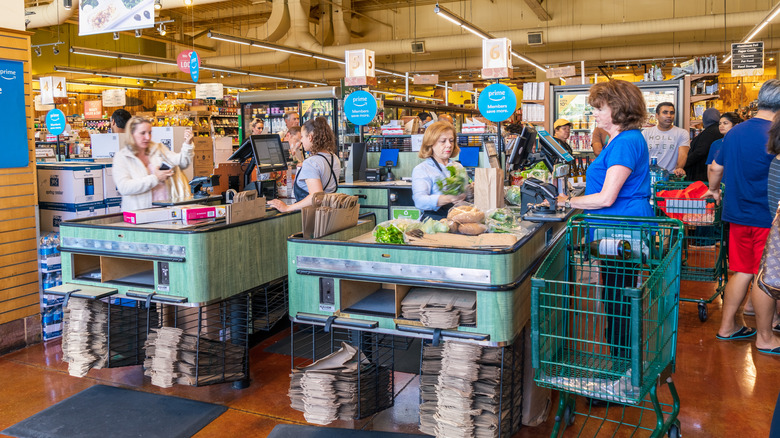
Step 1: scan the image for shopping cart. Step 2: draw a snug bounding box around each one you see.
[531,214,683,437]
[653,181,727,321]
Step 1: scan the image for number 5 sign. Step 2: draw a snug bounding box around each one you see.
[482,38,513,79]
[345,49,377,86]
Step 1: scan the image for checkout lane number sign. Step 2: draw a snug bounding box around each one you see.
[344,90,378,126]
[45,109,66,136]
[477,83,517,123]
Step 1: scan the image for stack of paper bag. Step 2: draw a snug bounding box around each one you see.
[401,288,476,329]
[474,168,505,212]
[419,344,444,435]
[302,192,359,238]
[62,298,108,377]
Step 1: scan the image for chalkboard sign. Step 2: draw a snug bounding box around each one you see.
[732,42,764,77]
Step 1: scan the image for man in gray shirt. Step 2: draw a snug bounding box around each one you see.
[642,102,690,176]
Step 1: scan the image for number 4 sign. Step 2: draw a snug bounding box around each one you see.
[39,76,68,105]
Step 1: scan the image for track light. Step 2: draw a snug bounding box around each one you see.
[135,29,141,38]
[212,71,216,78]
[158,24,166,36]
[220,73,224,78]
[34,47,41,57]
[184,0,192,5]
[52,46,60,55]
[458,74,463,79]
[113,32,119,40]
[154,0,161,9]
[63,0,72,10]
[136,80,140,84]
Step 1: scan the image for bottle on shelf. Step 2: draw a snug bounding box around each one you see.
[649,157,669,190]
[590,238,632,260]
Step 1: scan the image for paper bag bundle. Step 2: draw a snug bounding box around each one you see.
[62,298,109,377]
[226,189,266,224]
[302,192,360,238]
[401,288,476,329]
[474,168,505,212]
[419,344,445,436]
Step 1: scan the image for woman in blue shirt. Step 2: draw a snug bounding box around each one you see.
[412,121,467,220]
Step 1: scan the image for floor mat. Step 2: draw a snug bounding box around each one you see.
[2,384,227,438]
[264,330,422,374]
[268,424,432,437]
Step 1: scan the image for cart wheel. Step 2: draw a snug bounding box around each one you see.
[698,302,707,322]
[667,422,681,438]
[563,405,575,427]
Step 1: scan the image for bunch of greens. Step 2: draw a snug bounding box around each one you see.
[486,208,517,233]
[373,224,405,244]
[416,218,449,234]
[505,186,523,205]
[436,166,469,195]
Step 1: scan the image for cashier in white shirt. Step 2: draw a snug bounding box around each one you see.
[411,121,466,220]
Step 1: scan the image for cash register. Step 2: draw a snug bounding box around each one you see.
[229,134,288,200]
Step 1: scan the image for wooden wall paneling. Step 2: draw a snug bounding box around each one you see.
[0,28,39,325]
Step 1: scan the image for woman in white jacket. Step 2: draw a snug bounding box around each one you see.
[113,116,194,211]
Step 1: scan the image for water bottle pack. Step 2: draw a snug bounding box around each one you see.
[39,232,61,272]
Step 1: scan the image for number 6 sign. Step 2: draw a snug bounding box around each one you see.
[482,38,513,79]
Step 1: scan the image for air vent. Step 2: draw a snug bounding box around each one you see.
[527,31,544,46]
[411,41,425,54]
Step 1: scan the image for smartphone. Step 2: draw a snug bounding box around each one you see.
[159,163,171,171]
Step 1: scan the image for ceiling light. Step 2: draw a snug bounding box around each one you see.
[34,47,41,57]
[220,73,224,78]
[63,0,72,10]
[154,0,161,10]
[184,0,193,5]
[113,32,119,40]
[771,57,775,61]
[136,80,140,84]
[135,29,141,38]
[52,46,60,55]
[458,75,463,79]
[212,71,216,78]
[159,24,166,36]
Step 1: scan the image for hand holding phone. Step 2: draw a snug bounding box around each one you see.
[159,163,171,171]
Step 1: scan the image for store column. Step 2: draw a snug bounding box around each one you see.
[0,7,44,353]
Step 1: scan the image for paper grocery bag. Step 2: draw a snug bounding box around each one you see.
[474,168,505,212]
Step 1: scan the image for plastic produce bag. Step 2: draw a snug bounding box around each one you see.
[485,208,518,233]
[505,185,523,206]
[372,219,419,244]
[435,165,469,195]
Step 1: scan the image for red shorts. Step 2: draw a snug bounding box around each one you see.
[728,223,771,275]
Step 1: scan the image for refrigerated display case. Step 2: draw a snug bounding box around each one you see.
[238,87,340,144]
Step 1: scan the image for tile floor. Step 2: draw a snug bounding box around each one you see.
[0,279,778,437]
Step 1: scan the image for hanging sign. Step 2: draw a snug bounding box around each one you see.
[79,0,155,36]
[452,83,474,92]
[345,49,377,86]
[39,77,55,105]
[102,89,126,107]
[547,65,576,79]
[35,95,56,112]
[732,42,764,77]
[195,83,224,99]
[0,60,29,168]
[177,50,200,74]
[343,90,378,126]
[477,83,517,122]
[84,100,103,119]
[190,51,200,83]
[481,38,513,79]
[413,74,439,85]
[46,108,66,136]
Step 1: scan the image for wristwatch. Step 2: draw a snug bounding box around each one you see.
[564,196,571,209]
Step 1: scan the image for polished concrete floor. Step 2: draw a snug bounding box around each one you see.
[0,278,778,437]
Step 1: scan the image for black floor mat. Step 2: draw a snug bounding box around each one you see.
[268,424,432,437]
[2,385,227,438]
[264,330,422,374]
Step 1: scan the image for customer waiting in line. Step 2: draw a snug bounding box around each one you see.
[113,116,194,212]
[643,102,689,177]
[278,111,300,140]
[705,112,742,184]
[268,117,340,212]
[684,108,722,182]
[110,109,131,134]
[250,118,265,135]
[550,80,652,365]
[706,79,780,354]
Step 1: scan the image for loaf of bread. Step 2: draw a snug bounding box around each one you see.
[447,205,485,224]
[458,223,487,235]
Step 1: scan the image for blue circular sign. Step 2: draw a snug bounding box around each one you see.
[45,109,66,136]
[190,51,200,83]
[477,83,517,123]
[344,90,378,126]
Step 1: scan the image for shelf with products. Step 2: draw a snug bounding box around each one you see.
[39,231,64,341]
[683,73,720,133]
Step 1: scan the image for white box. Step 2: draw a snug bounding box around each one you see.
[37,163,105,204]
[123,207,182,225]
[101,162,120,202]
[90,133,121,159]
[39,202,106,232]
[105,198,121,214]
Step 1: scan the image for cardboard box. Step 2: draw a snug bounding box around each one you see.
[123,207,182,225]
[100,161,120,202]
[181,205,226,224]
[37,163,105,204]
[105,198,121,214]
[39,201,106,232]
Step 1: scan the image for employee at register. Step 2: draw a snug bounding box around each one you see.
[553,118,575,155]
[411,121,466,220]
[418,111,434,130]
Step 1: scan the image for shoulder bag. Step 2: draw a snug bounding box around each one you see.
[758,204,780,300]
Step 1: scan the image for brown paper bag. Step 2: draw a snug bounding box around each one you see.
[474,168,505,212]
[226,190,266,224]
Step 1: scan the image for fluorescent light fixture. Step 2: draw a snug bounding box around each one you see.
[511,51,545,71]
[55,65,252,90]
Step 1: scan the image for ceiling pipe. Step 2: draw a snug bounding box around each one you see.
[264,0,290,42]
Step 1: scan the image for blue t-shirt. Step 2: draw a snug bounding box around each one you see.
[722,118,775,227]
[584,129,653,217]
[706,138,723,165]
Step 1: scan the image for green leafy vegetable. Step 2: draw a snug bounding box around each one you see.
[505,186,523,205]
[418,218,449,234]
[486,208,517,233]
[373,224,405,244]
[436,166,468,195]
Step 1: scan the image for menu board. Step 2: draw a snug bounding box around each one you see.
[195,83,223,99]
[79,0,155,36]
[732,42,764,77]
[102,89,126,107]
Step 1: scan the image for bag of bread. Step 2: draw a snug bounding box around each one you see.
[447,203,485,224]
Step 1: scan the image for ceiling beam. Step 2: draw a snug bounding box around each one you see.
[523,0,551,21]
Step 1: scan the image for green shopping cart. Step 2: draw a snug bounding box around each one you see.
[531,214,684,437]
[653,181,727,322]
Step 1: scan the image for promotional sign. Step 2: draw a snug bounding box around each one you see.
[46,109,66,136]
[79,0,155,36]
[452,82,474,92]
[413,74,439,85]
[343,90,378,126]
[177,50,200,73]
[477,83,517,123]
[102,89,126,107]
[481,38,513,79]
[84,100,103,119]
[195,83,224,99]
[547,65,576,79]
[190,52,200,83]
[732,42,764,77]
[345,49,377,86]
[0,60,29,168]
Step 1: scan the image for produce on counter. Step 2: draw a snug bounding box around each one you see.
[436,166,469,195]
[505,185,523,206]
[485,208,518,233]
[373,224,405,244]
[411,218,450,234]
[458,223,488,235]
[447,204,485,224]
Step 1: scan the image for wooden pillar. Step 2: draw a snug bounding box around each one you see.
[0,28,42,354]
